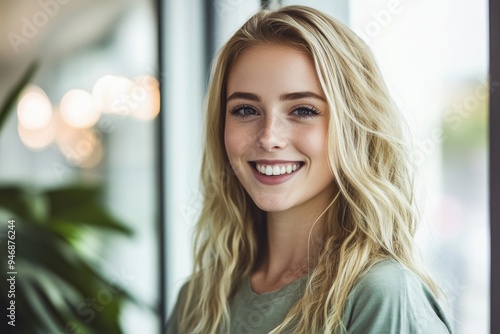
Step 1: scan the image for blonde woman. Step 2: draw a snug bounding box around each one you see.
[166,5,452,334]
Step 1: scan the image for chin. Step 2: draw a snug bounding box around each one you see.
[251,196,293,213]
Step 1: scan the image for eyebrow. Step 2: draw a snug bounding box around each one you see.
[226,91,326,102]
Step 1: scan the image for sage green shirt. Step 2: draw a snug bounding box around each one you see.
[166,259,453,333]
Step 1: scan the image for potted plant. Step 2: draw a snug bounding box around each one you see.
[0,63,138,334]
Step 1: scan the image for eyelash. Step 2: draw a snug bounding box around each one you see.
[291,105,320,119]
[229,104,257,118]
[229,105,320,119]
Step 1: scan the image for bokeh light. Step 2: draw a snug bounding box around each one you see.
[56,121,102,168]
[92,75,135,115]
[60,89,101,128]
[17,86,53,130]
[78,141,103,168]
[130,76,160,121]
[18,118,56,151]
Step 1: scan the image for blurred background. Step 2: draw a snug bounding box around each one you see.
[0,0,489,333]
[0,0,160,333]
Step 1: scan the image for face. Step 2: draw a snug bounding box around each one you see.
[224,44,336,214]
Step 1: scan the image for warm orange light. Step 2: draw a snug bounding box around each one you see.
[18,119,56,151]
[17,86,53,130]
[60,89,101,128]
[78,141,103,168]
[130,76,160,121]
[57,126,102,168]
[92,75,135,115]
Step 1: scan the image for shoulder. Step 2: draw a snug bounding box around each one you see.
[344,259,415,320]
[165,281,190,334]
[350,259,412,298]
[342,259,452,334]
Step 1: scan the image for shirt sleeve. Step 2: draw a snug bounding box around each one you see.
[341,260,453,334]
[165,282,189,334]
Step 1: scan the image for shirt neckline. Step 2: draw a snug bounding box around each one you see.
[244,274,309,298]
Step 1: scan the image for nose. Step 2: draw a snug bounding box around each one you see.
[256,114,287,152]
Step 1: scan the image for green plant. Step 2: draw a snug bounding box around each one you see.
[0,64,138,333]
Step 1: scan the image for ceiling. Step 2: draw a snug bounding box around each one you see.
[0,0,139,105]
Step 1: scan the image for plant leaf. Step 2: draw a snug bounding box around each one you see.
[0,185,33,219]
[44,186,133,235]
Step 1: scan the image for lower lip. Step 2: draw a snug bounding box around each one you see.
[250,164,302,185]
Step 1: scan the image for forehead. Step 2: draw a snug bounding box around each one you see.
[226,44,324,96]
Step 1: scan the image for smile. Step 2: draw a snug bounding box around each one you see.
[249,161,304,176]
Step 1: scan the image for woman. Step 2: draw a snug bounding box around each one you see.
[166,5,452,334]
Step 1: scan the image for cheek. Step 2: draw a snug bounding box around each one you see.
[224,122,250,162]
[295,126,329,159]
[224,124,253,181]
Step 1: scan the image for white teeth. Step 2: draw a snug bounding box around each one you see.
[256,163,301,176]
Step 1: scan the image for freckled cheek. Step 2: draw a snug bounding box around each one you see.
[224,124,253,168]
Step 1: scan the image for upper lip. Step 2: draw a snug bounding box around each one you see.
[251,160,303,164]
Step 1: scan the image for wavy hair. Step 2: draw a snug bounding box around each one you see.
[179,5,441,333]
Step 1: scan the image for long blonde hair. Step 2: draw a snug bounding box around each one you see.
[179,5,441,333]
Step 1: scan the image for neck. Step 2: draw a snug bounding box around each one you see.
[266,209,324,274]
[251,192,338,293]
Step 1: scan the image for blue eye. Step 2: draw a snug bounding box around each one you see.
[230,105,258,118]
[291,106,320,119]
